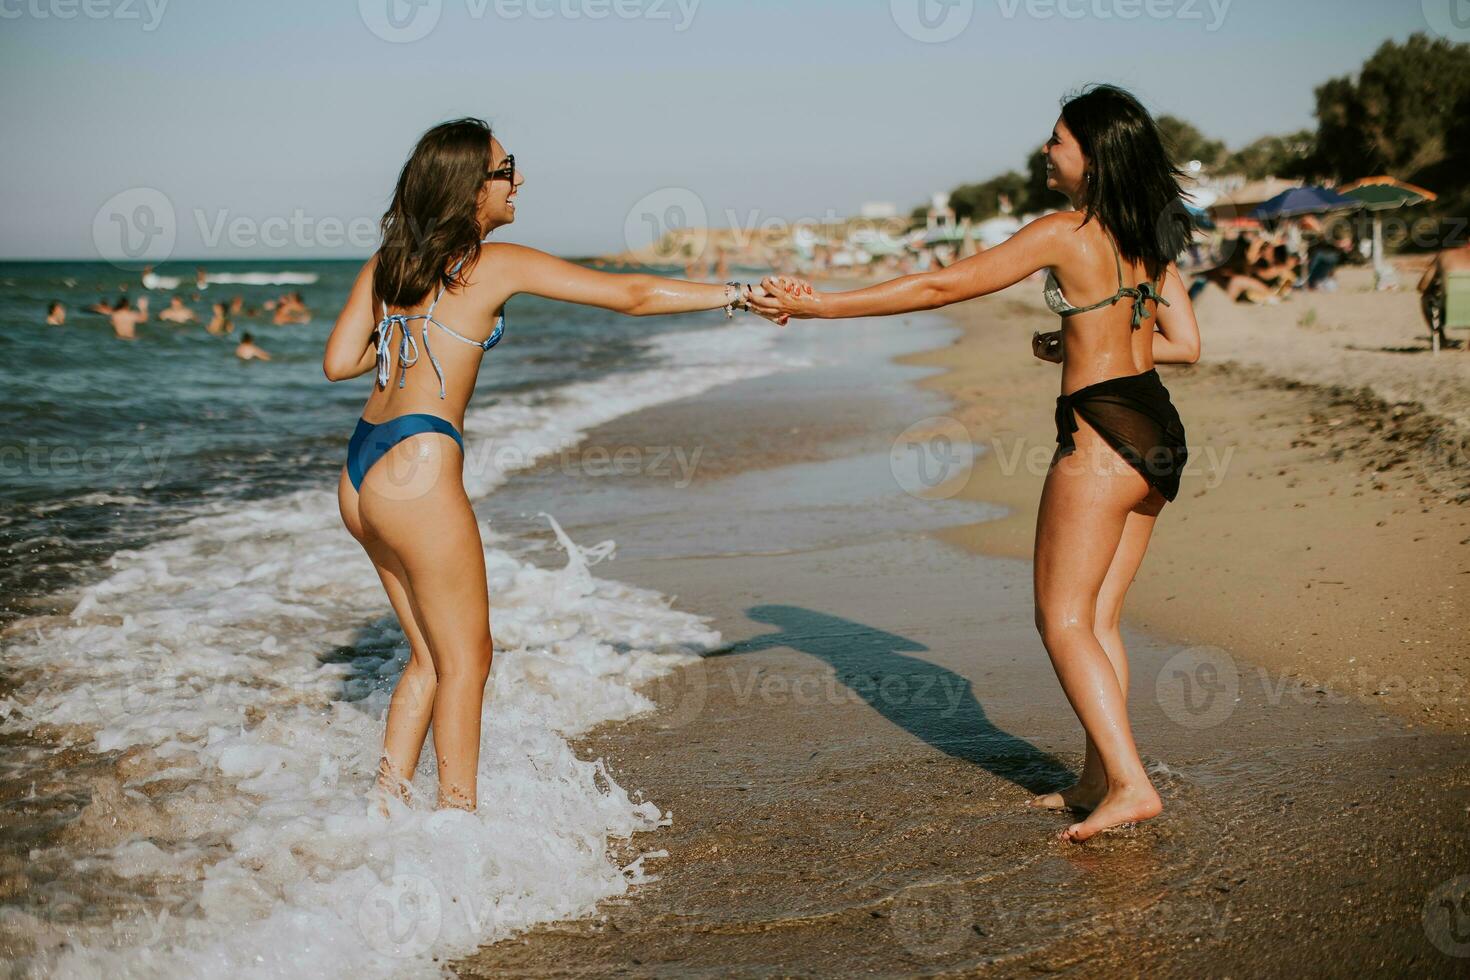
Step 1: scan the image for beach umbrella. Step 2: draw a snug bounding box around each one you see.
[1339,177,1439,289]
[923,225,968,245]
[1250,186,1363,220]
[1210,177,1302,212]
[1184,201,1216,230]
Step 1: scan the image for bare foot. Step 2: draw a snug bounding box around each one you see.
[375,755,415,817]
[1031,778,1107,813]
[1058,784,1162,843]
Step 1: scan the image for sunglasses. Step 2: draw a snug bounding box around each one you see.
[486,153,516,184]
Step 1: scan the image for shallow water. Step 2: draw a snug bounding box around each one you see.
[0,259,813,976]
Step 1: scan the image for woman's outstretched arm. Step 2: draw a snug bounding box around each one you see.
[492,244,759,317]
[751,213,1072,320]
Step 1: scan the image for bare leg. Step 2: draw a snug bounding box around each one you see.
[1031,426,1163,842]
[339,469,441,807]
[353,438,495,811]
[1032,494,1161,813]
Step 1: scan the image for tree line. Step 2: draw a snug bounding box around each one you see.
[920,34,1469,249]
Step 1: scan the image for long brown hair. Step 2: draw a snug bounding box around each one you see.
[373,117,492,309]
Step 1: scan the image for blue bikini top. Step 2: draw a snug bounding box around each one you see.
[375,245,504,399]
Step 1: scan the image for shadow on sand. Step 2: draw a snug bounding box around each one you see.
[712,604,1071,795]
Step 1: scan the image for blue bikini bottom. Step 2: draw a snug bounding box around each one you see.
[346,413,465,491]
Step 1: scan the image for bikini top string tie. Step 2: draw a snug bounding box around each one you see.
[1128,281,1171,330]
[375,306,421,390]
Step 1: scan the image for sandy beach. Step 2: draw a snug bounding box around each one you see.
[452,274,1470,976]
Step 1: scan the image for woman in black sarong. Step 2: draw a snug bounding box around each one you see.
[752,85,1201,841]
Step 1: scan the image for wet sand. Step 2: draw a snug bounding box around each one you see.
[454,307,1470,976]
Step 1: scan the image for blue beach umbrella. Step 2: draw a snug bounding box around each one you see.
[1250,186,1362,220]
[1184,201,1215,230]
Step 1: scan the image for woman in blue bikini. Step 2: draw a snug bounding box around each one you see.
[753,85,1202,842]
[324,118,766,812]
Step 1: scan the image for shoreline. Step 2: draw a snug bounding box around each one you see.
[454,294,1470,974]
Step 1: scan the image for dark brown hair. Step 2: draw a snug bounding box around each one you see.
[373,117,492,309]
[1060,85,1192,284]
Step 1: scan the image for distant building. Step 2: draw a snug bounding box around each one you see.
[926,192,955,234]
[860,202,898,220]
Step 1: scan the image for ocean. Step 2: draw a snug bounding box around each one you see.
[0,259,800,977]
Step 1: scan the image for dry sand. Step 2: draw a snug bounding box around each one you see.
[927,265,1468,732]
[452,284,1470,976]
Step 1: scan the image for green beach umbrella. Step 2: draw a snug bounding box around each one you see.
[1339,177,1439,289]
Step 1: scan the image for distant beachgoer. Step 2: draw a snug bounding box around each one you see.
[45,301,66,326]
[234,332,272,361]
[206,301,234,336]
[1305,234,1353,292]
[196,267,208,290]
[1419,241,1470,350]
[324,118,777,814]
[158,296,198,324]
[108,296,148,340]
[141,265,162,290]
[754,85,1200,842]
[274,291,312,325]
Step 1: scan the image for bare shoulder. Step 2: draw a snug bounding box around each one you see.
[1029,210,1089,237]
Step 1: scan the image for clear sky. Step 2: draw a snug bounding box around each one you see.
[0,0,1445,260]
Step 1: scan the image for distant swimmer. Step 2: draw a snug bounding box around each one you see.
[206,301,234,336]
[234,332,272,361]
[141,265,181,291]
[107,296,148,340]
[273,291,312,325]
[158,296,199,324]
[45,301,66,326]
[228,295,260,318]
[196,266,209,290]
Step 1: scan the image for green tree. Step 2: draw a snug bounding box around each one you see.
[1222,130,1316,180]
[949,171,1027,221]
[1156,115,1226,169]
[1309,33,1470,184]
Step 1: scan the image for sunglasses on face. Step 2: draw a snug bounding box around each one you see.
[486,153,515,184]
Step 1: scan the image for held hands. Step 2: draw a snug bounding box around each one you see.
[1032,329,1062,364]
[748,276,819,322]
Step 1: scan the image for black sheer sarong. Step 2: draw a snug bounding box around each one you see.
[1053,368,1188,502]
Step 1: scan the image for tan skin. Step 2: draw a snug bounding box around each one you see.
[324,136,773,812]
[752,116,1201,842]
